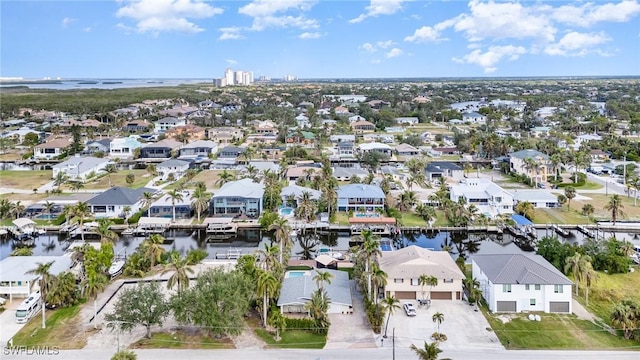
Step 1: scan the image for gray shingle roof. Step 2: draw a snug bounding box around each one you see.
[509,149,549,160]
[212,178,264,199]
[337,184,384,199]
[425,161,462,172]
[473,254,572,285]
[158,159,190,168]
[277,269,352,307]
[88,186,155,206]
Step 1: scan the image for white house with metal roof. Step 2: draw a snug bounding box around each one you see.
[52,156,111,182]
[281,185,322,206]
[209,178,264,217]
[87,186,155,218]
[0,256,73,302]
[511,190,560,208]
[157,159,190,181]
[109,136,143,158]
[472,254,573,313]
[277,269,352,314]
[449,178,514,218]
[337,184,385,211]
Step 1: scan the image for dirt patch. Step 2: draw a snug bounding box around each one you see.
[496,315,514,324]
[130,327,235,349]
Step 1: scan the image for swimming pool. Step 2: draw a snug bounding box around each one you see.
[34,214,57,220]
[286,271,308,278]
[279,207,294,216]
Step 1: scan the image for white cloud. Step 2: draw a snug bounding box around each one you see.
[359,40,396,52]
[404,26,442,43]
[83,27,92,32]
[61,17,76,28]
[453,45,526,73]
[218,27,244,40]
[116,0,223,34]
[350,0,408,23]
[544,31,611,56]
[376,40,395,49]
[239,0,318,31]
[551,0,640,27]
[385,48,404,58]
[115,23,134,35]
[299,32,322,39]
[360,42,377,52]
[226,59,238,65]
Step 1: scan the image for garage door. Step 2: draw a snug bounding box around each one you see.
[431,292,452,300]
[549,301,570,313]
[395,291,416,300]
[496,301,516,312]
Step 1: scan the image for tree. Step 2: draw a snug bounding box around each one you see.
[610,299,640,340]
[167,189,184,222]
[370,264,387,304]
[47,271,78,308]
[144,234,166,269]
[141,191,155,212]
[170,268,254,337]
[564,253,592,296]
[581,204,595,217]
[410,341,444,360]
[268,308,287,341]
[111,349,137,360]
[42,201,55,223]
[11,247,33,256]
[382,295,400,338]
[432,312,445,335]
[564,186,576,210]
[306,288,330,334]
[515,201,535,220]
[71,201,91,242]
[415,204,436,224]
[605,194,625,225]
[268,216,292,264]
[26,261,55,329]
[161,252,194,295]
[419,275,438,301]
[105,281,169,339]
[53,172,68,189]
[126,173,135,185]
[583,263,597,306]
[10,200,26,219]
[191,187,209,222]
[105,164,117,187]
[215,170,234,187]
[82,272,109,328]
[97,219,118,245]
[313,270,334,291]
[256,270,279,327]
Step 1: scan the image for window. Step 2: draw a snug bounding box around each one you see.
[443,279,453,283]
[530,299,536,306]
[554,285,563,293]
[394,279,404,283]
[535,284,541,290]
[411,278,419,286]
[525,285,530,290]
[502,284,512,293]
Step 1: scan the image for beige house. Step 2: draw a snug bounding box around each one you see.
[378,246,464,300]
[508,149,551,183]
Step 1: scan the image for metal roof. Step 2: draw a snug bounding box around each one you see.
[88,186,155,206]
[277,269,352,307]
[337,184,385,199]
[212,178,264,199]
[0,256,73,282]
[472,254,573,285]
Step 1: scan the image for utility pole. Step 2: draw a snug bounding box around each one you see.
[392,327,395,360]
[623,154,627,186]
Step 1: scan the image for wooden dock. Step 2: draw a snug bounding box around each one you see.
[551,224,570,237]
[577,225,596,238]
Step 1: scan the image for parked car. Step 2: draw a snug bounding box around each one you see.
[403,302,417,317]
[536,182,546,189]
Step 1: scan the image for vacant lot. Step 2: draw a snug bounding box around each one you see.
[84,170,150,189]
[131,330,234,349]
[0,170,51,189]
[532,208,592,225]
[165,170,238,190]
[11,304,87,349]
[574,193,640,221]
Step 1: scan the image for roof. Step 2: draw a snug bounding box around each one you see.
[315,255,338,266]
[277,269,352,307]
[219,146,245,154]
[0,256,73,282]
[350,120,375,127]
[213,178,264,199]
[181,140,218,149]
[509,149,549,160]
[511,214,533,226]
[137,217,173,226]
[395,143,418,152]
[88,186,155,206]
[358,142,392,151]
[338,184,385,199]
[281,185,322,200]
[87,139,112,148]
[34,137,71,149]
[150,190,196,207]
[511,190,558,202]
[158,159,190,168]
[13,218,36,228]
[143,139,182,149]
[378,245,465,280]
[52,156,110,172]
[156,117,183,124]
[425,161,462,172]
[473,254,573,285]
[332,167,369,178]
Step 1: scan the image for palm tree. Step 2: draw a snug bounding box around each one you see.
[360,230,382,300]
[105,164,117,187]
[161,252,194,294]
[81,272,109,329]
[564,253,592,296]
[419,275,438,301]
[581,203,595,217]
[268,216,292,264]
[141,191,155,212]
[371,264,387,304]
[144,234,166,268]
[611,301,637,339]
[26,261,54,329]
[382,295,400,338]
[564,186,576,210]
[296,190,317,222]
[53,172,68,189]
[515,201,535,220]
[71,201,90,242]
[410,341,444,360]
[67,180,84,192]
[415,204,436,224]
[167,189,184,222]
[313,270,334,291]
[215,170,234,187]
[583,263,597,306]
[10,200,26,219]
[191,187,209,222]
[122,205,132,219]
[432,312,445,335]
[96,219,118,245]
[256,270,279,327]
[604,194,625,225]
[43,201,55,223]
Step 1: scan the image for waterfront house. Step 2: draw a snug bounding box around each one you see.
[425,162,464,181]
[285,166,322,181]
[358,142,392,156]
[209,178,264,217]
[449,178,514,218]
[472,254,573,313]
[395,117,419,126]
[395,143,420,156]
[330,134,356,143]
[139,139,182,159]
[218,146,245,159]
[109,136,143,158]
[348,115,366,123]
[337,184,385,211]
[509,149,551,182]
[278,269,352,315]
[378,245,464,300]
[350,120,376,134]
[286,131,315,148]
[121,119,151,133]
[332,167,369,182]
[208,127,244,144]
[0,256,73,302]
[2,127,43,143]
[589,149,611,162]
[154,117,186,133]
[85,139,111,155]
[52,156,111,183]
[178,140,218,159]
[337,142,355,158]
[148,190,196,219]
[281,184,322,206]
[157,159,190,181]
[165,124,206,142]
[33,136,71,160]
[511,190,559,208]
[87,186,155,219]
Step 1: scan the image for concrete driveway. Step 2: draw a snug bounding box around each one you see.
[0,300,27,346]
[324,282,377,349]
[381,300,503,351]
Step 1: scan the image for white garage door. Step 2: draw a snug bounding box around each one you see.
[496,301,516,312]
[549,301,570,313]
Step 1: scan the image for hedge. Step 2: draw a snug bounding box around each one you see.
[52,213,66,226]
[127,210,144,225]
[285,317,316,330]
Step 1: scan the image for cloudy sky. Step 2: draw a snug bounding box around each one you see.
[1,0,639,79]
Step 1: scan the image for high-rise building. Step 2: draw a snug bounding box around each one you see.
[225,68,234,86]
[213,68,254,87]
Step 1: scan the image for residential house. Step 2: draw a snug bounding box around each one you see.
[245,134,278,145]
[247,161,280,174]
[109,136,143,158]
[155,117,186,133]
[178,140,218,159]
[164,124,206,142]
[208,127,243,144]
[2,127,42,143]
[430,147,461,156]
[395,143,419,156]
[139,139,182,159]
[334,106,350,115]
[84,139,111,155]
[509,149,551,182]
[530,126,551,138]
[462,112,487,124]
[511,190,559,208]
[472,254,573,313]
[330,134,355,143]
[450,178,514,218]
[589,149,610,162]
[348,115,366,123]
[337,184,385,211]
[209,178,264,217]
[33,136,72,160]
[52,156,111,183]
[87,186,155,219]
[0,256,73,302]
[332,167,369,182]
[218,146,245,159]
[281,185,322,206]
[358,142,392,157]
[253,121,279,135]
[148,190,196,219]
[395,117,419,126]
[350,120,376,134]
[425,162,464,181]
[572,134,602,151]
[286,131,315,148]
[378,245,465,300]
[285,166,322,181]
[295,114,310,128]
[121,119,151,133]
[337,142,355,158]
[278,269,352,314]
[380,165,405,181]
[157,159,190,181]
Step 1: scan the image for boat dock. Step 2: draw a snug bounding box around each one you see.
[204,217,237,234]
[214,248,242,260]
[577,225,596,238]
[551,224,570,237]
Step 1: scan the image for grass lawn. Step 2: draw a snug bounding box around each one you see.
[432,211,450,227]
[574,181,603,190]
[532,208,592,225]
[0,193,49,202]
[165,170,239,190]
[11,303,86,349]
[254,328,326,349]
[130,330,235,349]
[83,170,150,189]
[334,212,349,226]
[0,170,51,189]
[400,212,427,227]
[573,193,640,221]
[483,309,635,350]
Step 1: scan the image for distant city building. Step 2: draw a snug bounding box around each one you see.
[283,74,297,81]
[213,68,254,87]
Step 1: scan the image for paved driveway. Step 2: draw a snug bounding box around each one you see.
[324,282,377,349]
[382,300,503,351]
[0,302,27,346]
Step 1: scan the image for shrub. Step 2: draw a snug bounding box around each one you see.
[431,332,447,341]
[284,317,316,330]
[363,298,385,334]
[185,248,208,265]
[111,218,125,225]
[52,212,66,226]
[127,210,143,224]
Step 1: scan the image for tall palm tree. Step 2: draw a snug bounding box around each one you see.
[161,252,194,295]
[81,272,109,329]
[96,219,118,245]
[10,200,26,219]
[26,261,54,329]
[144,234,166,268]
[141,191,155,213]
[419,275,438,301]
[382,295,400,338]
[410,341,444,360]
[256,270,279,327]
[432,312,445,335]
[360,230,382,300]
[167,189,184,222]
[371,264,387,304]
[105,164,117,187]
[313,270,334,291]
[215,170,234,187]
[583,262,597,306]
[295,190,317,222]
[257,244,281,273]
[268,216,291,264]
[604,194,625,225]
[564,253,592,296]
[72,201,90,242]
[42,201,55,223]
[191,187,209,222]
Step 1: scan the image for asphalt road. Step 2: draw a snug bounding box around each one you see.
[584,172,627,196]
[2,348,639,360]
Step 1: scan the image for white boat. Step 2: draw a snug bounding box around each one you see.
[108,260,125,277]
[121,228,135,236]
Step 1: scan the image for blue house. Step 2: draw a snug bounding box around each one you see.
[139,139,182,159]
[337,184,385,212]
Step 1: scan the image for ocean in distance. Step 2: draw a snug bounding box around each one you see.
[0,78,212,90]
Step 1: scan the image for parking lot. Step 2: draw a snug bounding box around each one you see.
[382,300,503,351]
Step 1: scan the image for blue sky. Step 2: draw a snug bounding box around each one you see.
[2,0,639,79]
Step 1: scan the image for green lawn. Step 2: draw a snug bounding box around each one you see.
[131,331,234,349]
[432,211,450,227]
[0,170,51,189]
[84,170,150,189]
[483,310,635,350]
[574,181,603,190]
[334,212,349,226]
[532,208,593,225]
[400,212,427,227]
[11,303,86,349]
[254,328,326,349]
